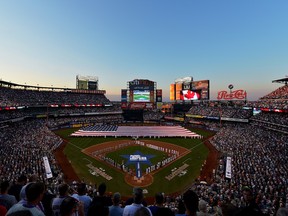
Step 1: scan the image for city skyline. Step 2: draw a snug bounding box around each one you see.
[0,1,287,101]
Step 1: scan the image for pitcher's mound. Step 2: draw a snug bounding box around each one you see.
[124,173,153,187]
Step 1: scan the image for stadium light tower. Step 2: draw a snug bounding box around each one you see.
[228,84,234,106]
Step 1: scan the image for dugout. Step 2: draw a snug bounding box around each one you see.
[122,109,143,122]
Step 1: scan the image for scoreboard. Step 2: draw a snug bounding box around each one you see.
[121,79,161,109]
[170,78,210,101]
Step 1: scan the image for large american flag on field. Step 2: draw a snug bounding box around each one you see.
[71,125,202,139]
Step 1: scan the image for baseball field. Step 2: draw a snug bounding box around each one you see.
[54,127,217,199]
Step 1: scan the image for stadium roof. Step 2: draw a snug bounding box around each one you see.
[272,77,288,85]
[0,80,65,90]
[0,80,106,94]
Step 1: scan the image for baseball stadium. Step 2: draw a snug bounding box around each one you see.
[0,76,287,216]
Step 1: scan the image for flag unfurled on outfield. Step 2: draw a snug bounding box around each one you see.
[71,126,202,139]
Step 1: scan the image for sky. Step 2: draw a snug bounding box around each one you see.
[0,0,288,102]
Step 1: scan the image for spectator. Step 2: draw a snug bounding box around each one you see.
[220,203,238,216]
[0,204,7,216]
[90,182,112,208]
[72,183,92,216]
[123,188,152,216]
[6,182,46,216]
[60,196,84,216]
[154,207,174,216]
[0,180,17,210]
[109,192,123,216]
[52,183,71,216]
[276,207,288,216]
[148,192,174,216]
[178,189,199,216]
[8,175,27,202]
[197,199,211,216]
[20,175,39,202]
[235,187,264,216]
[134,207,151,216]
[6,210,32,216]
[42,185,56,216]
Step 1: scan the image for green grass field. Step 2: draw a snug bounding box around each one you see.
[55,127,214,197]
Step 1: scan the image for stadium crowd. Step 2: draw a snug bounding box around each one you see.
[246,85,288,110]
[260,85,288,100]
[0,120,63,183]
[143,111,164,121]
[0,84,288,216]
[186,106,252,120]
[208,123,288,215]
[247,100,288,110]
[46,115,124,128]
[0,87,110,107]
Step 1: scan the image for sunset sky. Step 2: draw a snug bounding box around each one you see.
[0,0,287,101]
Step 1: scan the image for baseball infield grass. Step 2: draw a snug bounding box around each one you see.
[55,128,214,197]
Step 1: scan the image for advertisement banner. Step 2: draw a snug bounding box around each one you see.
[145,103,154,109]
[170,84,175,101]
[217,90,247,100]
[185,114,205,118]
[206,116,220,120]
[156,89,162,102]
[129,79,155,91]
[175,83,182,100]
[121,102,128,109]
[43,156,53,179]
[121,89,127,102]
[156,102,163,109]
[221,117,249,123]
[150,90,154,102]
[225,156,232,179]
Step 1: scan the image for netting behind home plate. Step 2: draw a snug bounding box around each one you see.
[71,125,202,138]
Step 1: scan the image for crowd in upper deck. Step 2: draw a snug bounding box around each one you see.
[0,87,110,107]
[247,85,288,109]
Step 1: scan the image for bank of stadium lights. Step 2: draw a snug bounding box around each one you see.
[76,75,98,82]
[174,76,193,83]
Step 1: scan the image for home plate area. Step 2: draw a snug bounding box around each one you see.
[82,139,191,187]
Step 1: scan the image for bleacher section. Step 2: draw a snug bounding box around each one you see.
[247,84,288,110]
[0,86,110,107]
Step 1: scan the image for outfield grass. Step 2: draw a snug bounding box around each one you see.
[55,127,214,197]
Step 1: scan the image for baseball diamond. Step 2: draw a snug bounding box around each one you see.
[81,140,191,187]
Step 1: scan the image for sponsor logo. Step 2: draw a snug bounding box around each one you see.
[129,155,147,162]
[217,90,247,100]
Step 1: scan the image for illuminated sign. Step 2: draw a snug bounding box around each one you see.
[217,90,247,100]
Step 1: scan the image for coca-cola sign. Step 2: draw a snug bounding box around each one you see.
[217,90,247,100]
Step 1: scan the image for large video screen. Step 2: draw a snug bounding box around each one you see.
[180,90,201,101]
[133,90,150,102]
[191,80,210,100]
[88,81,97,90]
